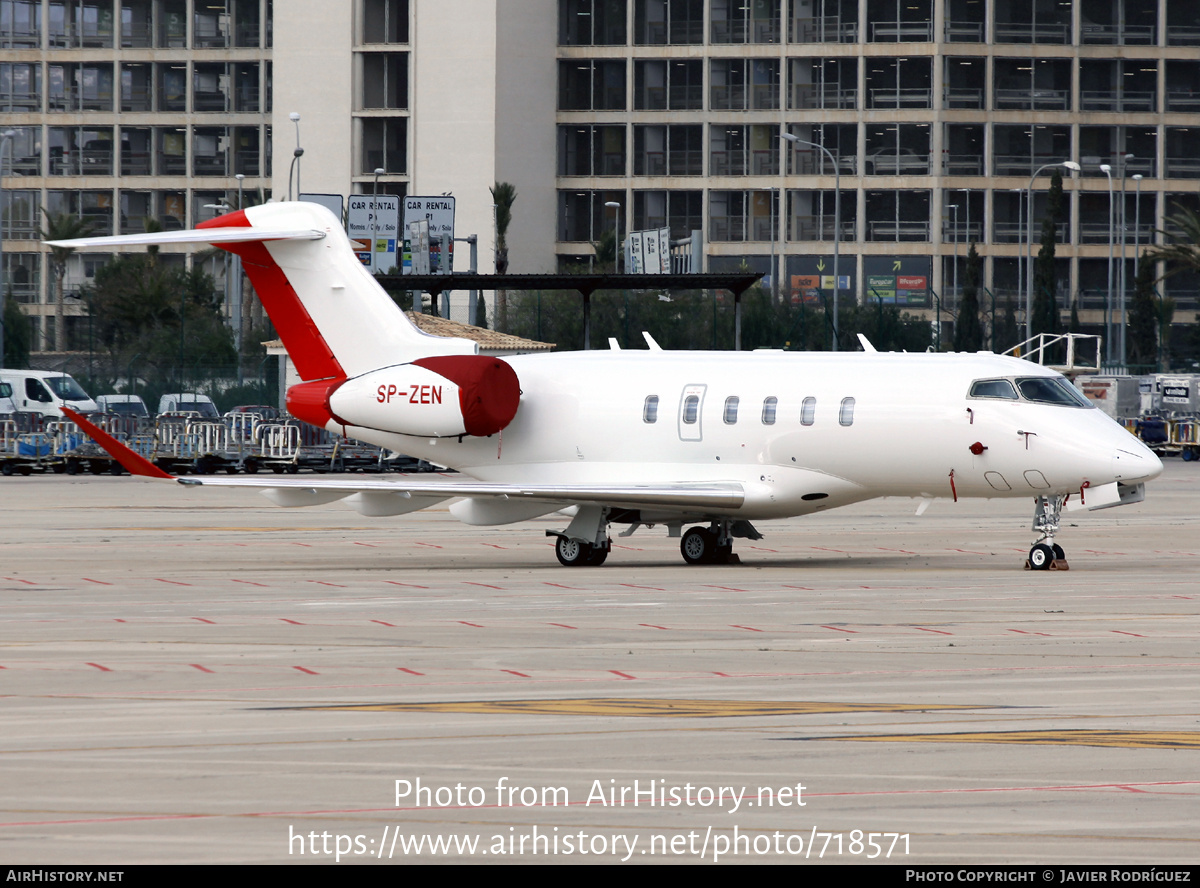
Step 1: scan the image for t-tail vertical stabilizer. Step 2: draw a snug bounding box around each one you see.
[197,202,474,381]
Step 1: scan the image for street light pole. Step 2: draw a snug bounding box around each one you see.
[1025,160,1081,343]
[288,112,303,201]
[1118,153,1134,366]
[947,203,959,312]
[1100,163,1114,363]
[372,167,385,274]
[0,129,14,370]
[782,131,840,351]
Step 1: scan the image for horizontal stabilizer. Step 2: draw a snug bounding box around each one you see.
[45,227,325,249]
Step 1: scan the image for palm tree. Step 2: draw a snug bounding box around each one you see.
[1145,206,1200,277]
[41,210,95,353]
[490,182,517,331]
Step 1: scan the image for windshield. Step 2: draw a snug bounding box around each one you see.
[1016,377,1092,408]
[969,376,1092,408]
[177,401,219,418]
[108,402,148,417]
[45,375,90,401]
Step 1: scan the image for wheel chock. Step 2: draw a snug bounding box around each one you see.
[1050,558,1069,571]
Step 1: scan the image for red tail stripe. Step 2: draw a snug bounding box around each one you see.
[198,209,344,382]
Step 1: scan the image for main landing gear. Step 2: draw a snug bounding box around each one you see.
[553,535,609,566]
[1026,494,1069,571]
[680,523,736,565]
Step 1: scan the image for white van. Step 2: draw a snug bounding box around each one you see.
[157,392,219,419]
[0,370,99,418]
[95,394,150,419]
[0,380,15,414]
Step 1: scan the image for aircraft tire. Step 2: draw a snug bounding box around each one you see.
[681,527,716,565]
[585,545,609,566]
[555,536,593,567]
[1052,543,1065,561]
[1029,543,1054,570]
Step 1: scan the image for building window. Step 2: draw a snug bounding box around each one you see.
[0,62,40,111]
[360,117,407,175]
[362,0,408,43]
[361,53,408,110]
[558,125,626,176]
[634,124,701,176]
[711,0,779,44]
[559,0,626,45]
[711,58,779,110]
[634,0,702,44]
[558,59,626,111]
[633,190,701,240]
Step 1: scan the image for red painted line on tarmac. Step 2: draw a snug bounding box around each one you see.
[1008,629,1052,636]
[732,625,764,632]
[456,621,484,628]
[950,548,988,554]
[397,668,424,676]
[113,619,126,623]
[501,670,530,678]
[3,577,36,585]
[353,542,378,548]
[748,546,778,552]
[189,664,214,673]
[82,578,113,585]
[610,671,636,680]
[465,582,502,589]
[371,620,396,627]
[291,543,312,547]
[281,619,304,625]
[156,579,192,586]
[611,544,644,551]
[877,547,918,554]
[231,579,268,587]
[293,666,318,675]
[639,623,670,630]
[812,546,848,553]
[483,544,508,549]
[311,581,346,587]
[386,582,429,589]
[1112,630,1147,637]
[547,623,577,629]
[543,583,581,589]
[191,617,216,624]
[622,584,664,591]
[86,663,111,672]
[415,542,443,549]
[915,627,954,635]
[783,585,813,591]
[822,625,858,634]
[713,672,731,677]
[707,585,749,592]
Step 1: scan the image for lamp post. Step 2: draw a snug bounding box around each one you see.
[287,112,303,200]
[782,131,840,351]
[233,173,244,382]
[1117,153,1134,365]
[604,200,621,273]
[1100,163,1114,363]
[371,167,385,274]
[1025,160,1081,342]
[0,128,14,370]
[947,203,959,311]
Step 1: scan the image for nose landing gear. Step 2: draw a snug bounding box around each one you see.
[1026,494,1069,571]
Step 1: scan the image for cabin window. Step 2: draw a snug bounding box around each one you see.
[800,396,816,426]
[839,396,856,426]
[761,396,777,425]
[643,394,659,422]
[723,396,739,424]
[682,394,699,423]
[969,378,1018,400]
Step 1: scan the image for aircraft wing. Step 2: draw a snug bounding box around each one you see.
[61,409,744,513]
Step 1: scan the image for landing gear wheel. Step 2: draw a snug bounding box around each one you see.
[585,545,609,566]
[681,527,717,565]
[1052,543,1065,561]
[555,536,594,567]
[1028,543,1054,571]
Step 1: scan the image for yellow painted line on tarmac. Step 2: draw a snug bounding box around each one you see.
[832,730,1200,749]
[299,699,986,718]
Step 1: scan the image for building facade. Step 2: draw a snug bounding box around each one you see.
[5,0,1200,353]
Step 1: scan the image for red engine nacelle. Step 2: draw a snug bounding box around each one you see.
[287,355,520,438]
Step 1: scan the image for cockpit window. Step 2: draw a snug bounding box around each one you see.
[1016,377,1092,408]
[969,379,1018,400]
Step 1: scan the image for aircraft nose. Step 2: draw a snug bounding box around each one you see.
[1113,443,1163,483]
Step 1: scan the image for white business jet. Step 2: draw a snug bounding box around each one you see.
[54,202,1162,571]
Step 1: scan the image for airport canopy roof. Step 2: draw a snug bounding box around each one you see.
[376,273,763,299]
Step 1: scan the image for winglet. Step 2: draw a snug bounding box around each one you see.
[61,408,175,480]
